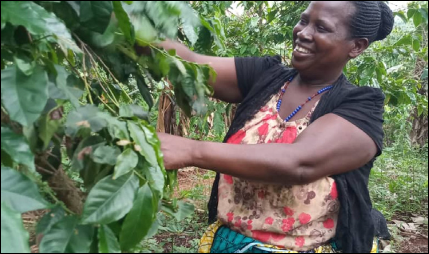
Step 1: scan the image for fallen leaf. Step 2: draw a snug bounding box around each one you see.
[392,220,418,232]
[411,216,427,225]
[383,244,392,253]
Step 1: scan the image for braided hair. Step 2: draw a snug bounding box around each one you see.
[348,1,394,43]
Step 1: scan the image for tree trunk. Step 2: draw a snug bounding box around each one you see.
[156,91,175,134]
[410,56,428,147]
[46,166,84,214]
[410,111,428,147]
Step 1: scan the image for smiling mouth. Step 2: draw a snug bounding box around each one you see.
[294,45,312,54]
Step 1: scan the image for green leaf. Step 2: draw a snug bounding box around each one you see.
[179,1,200,42]
[71,136,105,171]
[1,167,48,213]
[65,105,109,137]
[421,68,428,80]
[89,18,117,48]
[119,104,149,120]
[1,1,81,53]
[141,162,165,201]
[80,1,113,34]
[267,10,277,23]
[394,35,412,46]
[107,118,130,141]
[1,202,30,253]
[92,146,121,165]
[128,121,158,167]
[213,111,226,136]
[394,10,408,23]
[406,90,417,103]
[417,104,424,117]
[82,173,139,224]
[120,184,156,250]
[1,128,35,171]
[39,216,76,253]
[407,8,417,20]
[13,54,35,76]
[240,46,247,55]
[39,215,94,253]
[49,65,84,108]
[139,1,181,39]
[413,11,422,27]
[50,1,80,30]
[183,22,198,45]
[36,206,66,236]
[1,65,49,127]
[65,224,95,253]
[412,38,421,52]
[162,201,194,221]
[419,8,428,22]
[134,15,158,43]
[39,107,62,150]
[98,225,121,253]
[136,76,154,109]
[359,65,376,86]
[1,150,14,168]
[114,148,138,180]
[113,1,134,44]
[140,122,165,169]
[145,214,160,239]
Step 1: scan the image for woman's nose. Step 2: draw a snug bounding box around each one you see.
[297,26,314,42]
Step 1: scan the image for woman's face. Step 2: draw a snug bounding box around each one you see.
[291,1,356,75]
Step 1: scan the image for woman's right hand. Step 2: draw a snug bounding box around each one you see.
[135,39,242,103]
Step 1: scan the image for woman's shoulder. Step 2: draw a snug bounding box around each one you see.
[339,79,385,104]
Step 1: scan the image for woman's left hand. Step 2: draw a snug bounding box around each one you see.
[157,132,196,170]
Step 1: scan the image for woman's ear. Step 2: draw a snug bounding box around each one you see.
[349,38,369,59]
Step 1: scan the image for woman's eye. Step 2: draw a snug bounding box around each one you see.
[317,26,327,32]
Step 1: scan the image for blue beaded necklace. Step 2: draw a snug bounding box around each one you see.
[276,76,333,122]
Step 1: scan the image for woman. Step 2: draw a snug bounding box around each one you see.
[152,1,394,253]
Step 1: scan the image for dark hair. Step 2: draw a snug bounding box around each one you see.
[348,1,394,43]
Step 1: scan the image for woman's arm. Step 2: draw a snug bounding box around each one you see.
[158,113,377,185]
[136,40,242,103]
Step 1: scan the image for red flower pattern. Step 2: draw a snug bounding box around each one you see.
[265,217,274,225]
[227,129,246,144]
[281,217,295,232]
[251,230,272,242]
[323,218,335,229]
[331,182,338,199]
[283,207,294,216]
[275,127,297,143]
[262,113,277,121]
[258,123,270,136]
[295,236,305,247]
[223,174,234,185]
[251,231,285,242]
[298,213,312,225]
[227,212,234,222]
[247,220,253,230]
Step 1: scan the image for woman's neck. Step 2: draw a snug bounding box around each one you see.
[296,71,343,88]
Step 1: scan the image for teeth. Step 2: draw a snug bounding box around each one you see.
[295,46,310,54]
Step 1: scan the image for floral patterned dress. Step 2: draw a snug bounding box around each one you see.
[216,91,340,251]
